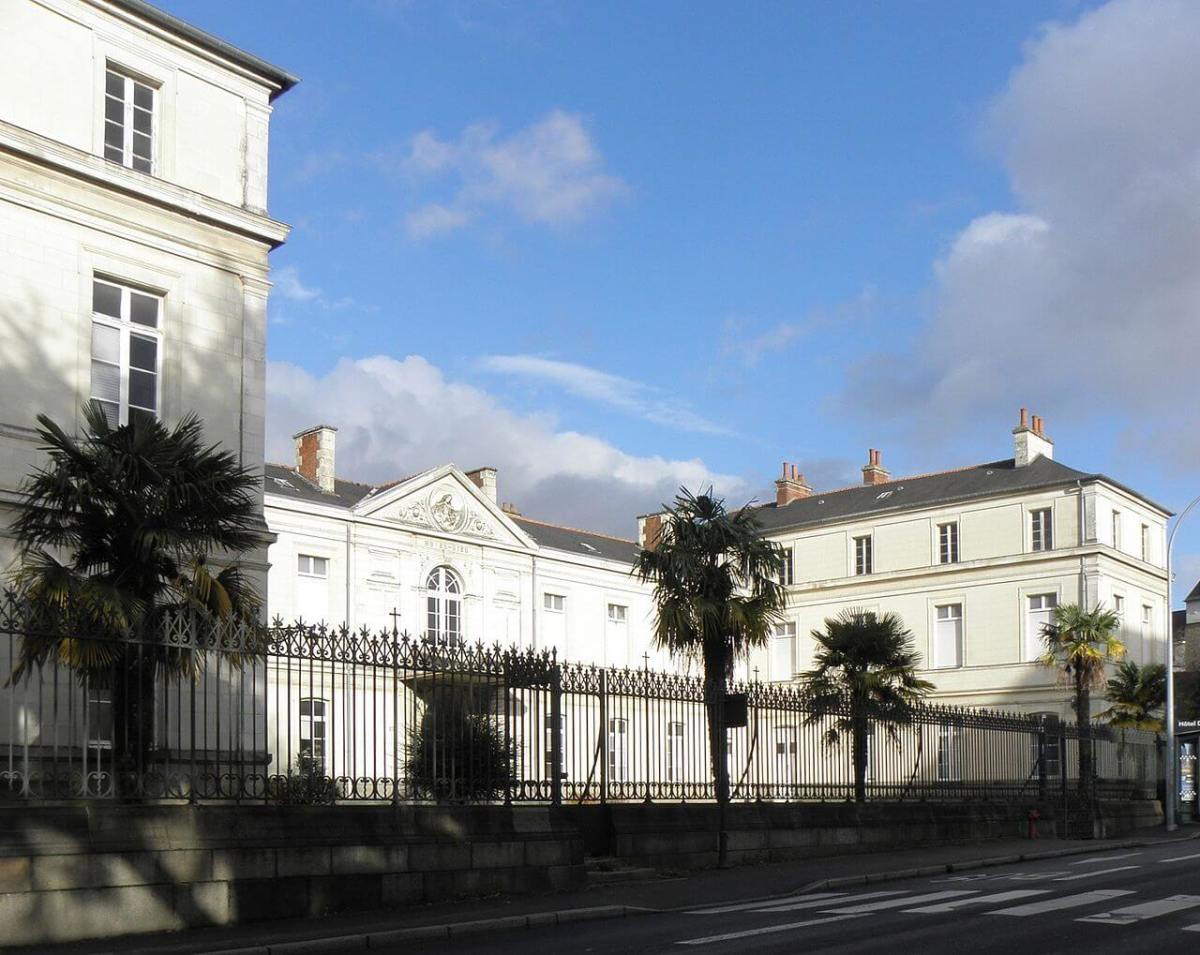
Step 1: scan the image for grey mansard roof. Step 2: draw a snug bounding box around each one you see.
[750,455,1171,534]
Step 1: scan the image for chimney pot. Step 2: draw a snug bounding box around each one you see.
[1019,407,1029,429]
[293,425,337,494]
[862,448,890,486]
[775,462,813,506]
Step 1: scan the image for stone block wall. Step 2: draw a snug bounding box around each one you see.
[0,804,584,947]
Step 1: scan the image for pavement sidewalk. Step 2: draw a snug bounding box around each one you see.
[18,826,1200,955]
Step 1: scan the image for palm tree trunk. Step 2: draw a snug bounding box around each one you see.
[110,642,156,799]
[852,713,868,804]
[1076,678,1093,798]
[702,651,730,868]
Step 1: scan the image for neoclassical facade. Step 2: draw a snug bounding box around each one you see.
[729,411,1171,717]
[264,426,666,671]
[267,413,1172,722]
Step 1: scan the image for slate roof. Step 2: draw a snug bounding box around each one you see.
[1187,579,1200,605]
[263,464,639,564]
[750,455,1170,534]
[512,517,639,565]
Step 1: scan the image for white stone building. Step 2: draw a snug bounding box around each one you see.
[0,0,295,790]
[730,410,1171,719]
[0,0,296,583]
[264,426,665,670]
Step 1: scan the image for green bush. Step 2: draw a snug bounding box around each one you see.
[405,700,515,802]
[267,753,337,805]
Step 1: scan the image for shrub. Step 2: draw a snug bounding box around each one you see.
[405,699,515,802]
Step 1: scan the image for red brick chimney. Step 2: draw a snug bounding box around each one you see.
[465,466,498,503]
[638,512,665,552]
[861,448,890,486]
[294,424,337,494]
[775,462,813,506]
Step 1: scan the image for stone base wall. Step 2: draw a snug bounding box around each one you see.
[591,799,1160,870]
[0,804,584,947]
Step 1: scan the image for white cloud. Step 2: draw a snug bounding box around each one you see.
[477,354,731,435]
[722,287,877,368]
[273,265,322,303]
[271,265,354,312]
[265,355,744,535]
[392,110,628,238]
[843,0,1200,459]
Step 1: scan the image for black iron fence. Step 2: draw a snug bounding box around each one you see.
[1,604,1160,806]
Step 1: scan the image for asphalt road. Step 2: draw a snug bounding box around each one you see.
[407,842,1200,954]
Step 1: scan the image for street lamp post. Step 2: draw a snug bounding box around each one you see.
[1165,493,1200,832]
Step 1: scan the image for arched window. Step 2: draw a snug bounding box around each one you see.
[426,566,462,646]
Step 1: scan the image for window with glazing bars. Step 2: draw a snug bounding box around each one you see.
[90,278,160,426]
[854,535,873,575]
[299,698,327,773]
[666,720,685,782]
[104,67,154,172]
[938,522,959,564]
[1030,508,1053,551]
[779,546,794,586]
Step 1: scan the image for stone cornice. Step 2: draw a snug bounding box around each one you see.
[0,119,290,248]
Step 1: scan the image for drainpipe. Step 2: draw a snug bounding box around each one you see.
[1076,480,1088,610]
[531,554,539,651]
[345,520,355,631]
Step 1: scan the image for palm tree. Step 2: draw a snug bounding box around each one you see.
[1097,660,1166,734]
[800,609,934,802]
[1038,603,1125,789]
[8,402,264,785]
[634,489,786,865]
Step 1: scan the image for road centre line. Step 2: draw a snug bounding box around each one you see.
[752,892,905,913]
[987,889,1136,916]
[1076,895,1200,925]
[685,893,850,915]
[1069,852,1143,865]
[819,890,979,914]
[1051,865,1141,881]
[676,913,869,945]
[903,890,1051,913]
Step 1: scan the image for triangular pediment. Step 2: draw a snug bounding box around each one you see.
[352,465,535,549]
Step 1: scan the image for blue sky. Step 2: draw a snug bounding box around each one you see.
[162,0,1200,603]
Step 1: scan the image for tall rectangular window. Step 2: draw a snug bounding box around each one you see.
[854,535,873,575]
[86,687,113,749]
[1026,593,1058,660]
[779,546,794,586]
[771,621,797,680]
[666,720,685,783]
[1112,510,1122,550]
[299,698,327,774]
[104,67,154,173]
[91,278,161,426]
[775,726,798,786]
[296,554,329,622]
[1142,604,1153,644]
[608,717,628,783]
[938,522,959,564]
[1030,508,1053,552]
[1141,524,1150,562]
[937,724,962,781]
[934,603,963,668]
[1113,594,1125,628]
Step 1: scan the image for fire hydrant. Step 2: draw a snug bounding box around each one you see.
[1027,808,1041,839]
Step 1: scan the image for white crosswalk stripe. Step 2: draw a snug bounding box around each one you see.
[684,892,851,915]
[676,913,869,945]
[987,888,1136,916]
[754,891,905,913]
[903,889,1050,913]
[1076,895,1200,925]
[819,890,979,914]
[1050,865,1141,881]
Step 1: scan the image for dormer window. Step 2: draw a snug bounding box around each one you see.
[104,67,155,173]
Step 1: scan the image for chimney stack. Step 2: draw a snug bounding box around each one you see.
[1012,407,1054,466]
[465,466,498,503]
[294,425,337,494]
[861,448,890,486]
[637,511,666,552]
[775,462,813,506]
